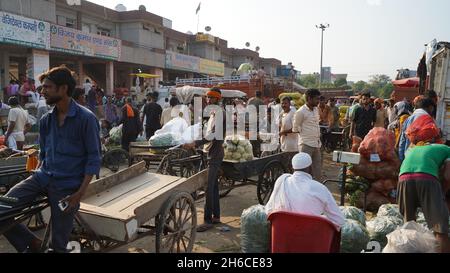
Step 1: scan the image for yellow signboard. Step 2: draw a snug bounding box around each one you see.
[196,33,215,43]
[199,59,224,76]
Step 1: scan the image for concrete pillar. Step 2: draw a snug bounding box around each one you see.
[154,68,163,89]
[0,51,9,101]
[77,60,84,87]
[0,51,10,91]
[129,68,134,89]
[26,50,49,88]
[106,61,114,96]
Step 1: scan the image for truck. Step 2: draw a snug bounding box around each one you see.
[429,42,450,143]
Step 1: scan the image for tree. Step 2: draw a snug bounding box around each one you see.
[298,74,319,88]
[353,81,367,93]
[367,74,392,98]
[379,83,394,99]
[334,78,348,88]
[369,74,391,89]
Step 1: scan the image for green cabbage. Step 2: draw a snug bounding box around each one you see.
[367,216,404,248]
[340,206,366,226]
[341,219,370,253]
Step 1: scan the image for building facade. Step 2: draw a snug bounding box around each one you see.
[0,0,296,100]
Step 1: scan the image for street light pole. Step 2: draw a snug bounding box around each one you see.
[316,23,330,89]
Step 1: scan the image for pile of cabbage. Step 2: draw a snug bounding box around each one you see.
[223,135,254,162]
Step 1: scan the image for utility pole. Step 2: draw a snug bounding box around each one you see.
[316,24,330,89]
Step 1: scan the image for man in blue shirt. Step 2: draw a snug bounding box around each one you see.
[398,98,435,162]
[0,66,101,253]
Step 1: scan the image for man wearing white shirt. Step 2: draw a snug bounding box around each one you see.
[278,97,298,167]
[83,79,92,96]
[265,153,345,229]
[292,89,322,180]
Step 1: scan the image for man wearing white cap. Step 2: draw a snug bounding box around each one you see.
[265,153,345,229]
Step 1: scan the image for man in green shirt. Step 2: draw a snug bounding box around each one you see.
[398,144,450,253]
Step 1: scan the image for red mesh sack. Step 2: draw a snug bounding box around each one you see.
[405,114,442,145]
[358,128,396,161]
[352,136,363,153]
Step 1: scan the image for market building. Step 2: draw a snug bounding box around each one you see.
[0,0,297,100]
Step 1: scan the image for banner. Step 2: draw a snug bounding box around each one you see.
[50,24,121,60]
[0,12,50,49]
[199,59,225,76]
[166,51,199,72]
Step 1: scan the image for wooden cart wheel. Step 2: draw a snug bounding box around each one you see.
[257,161,285,205]
[218,175,235,198]
[156,192,197,253]
[157,154,177,176]
[103,149,129,172]
[157,149,191,176]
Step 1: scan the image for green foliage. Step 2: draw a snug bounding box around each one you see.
[334,78,348,88]
[351,75,393,98]
[297,74,318,88]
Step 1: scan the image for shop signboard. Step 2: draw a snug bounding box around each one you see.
[199,59,225,76]
[195,33,215,43]
[50,24,121,60]
[0,12,50,49]
[165,51,199,72]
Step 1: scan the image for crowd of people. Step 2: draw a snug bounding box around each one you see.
[0,64,448,253]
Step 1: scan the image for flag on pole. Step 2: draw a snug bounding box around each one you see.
[196,2,201,14]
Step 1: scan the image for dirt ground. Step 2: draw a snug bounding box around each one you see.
[0,153,342,253]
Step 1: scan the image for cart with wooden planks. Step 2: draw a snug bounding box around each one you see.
[218,152,291,205]
[128,142,188,170]
[73,161,208,253]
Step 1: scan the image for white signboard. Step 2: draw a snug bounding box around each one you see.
[0,12,50,50]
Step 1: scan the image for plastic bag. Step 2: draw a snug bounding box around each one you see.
[149,117,189,147]
[358,128,396,161]
[340,219,370,253]
[109,125,123,144]
[149,132,182,147]
[155,117,188,136]
[340,206,366,226]
[377,204,403,220]
[367,216,404,248]
[406,114,442,145]
[240,205,270,253]
[382,222,437,253]
[181,123,202,144]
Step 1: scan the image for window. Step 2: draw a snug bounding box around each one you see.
[66,18,76,29]
[97,27,111,37]
[82,23,91,33]
[57,15,65,25]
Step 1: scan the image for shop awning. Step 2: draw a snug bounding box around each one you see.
[392,77,420,88]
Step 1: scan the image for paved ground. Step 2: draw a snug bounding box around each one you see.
[0,153,342,253]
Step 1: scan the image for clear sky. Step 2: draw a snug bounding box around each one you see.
[88,0,450,82]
